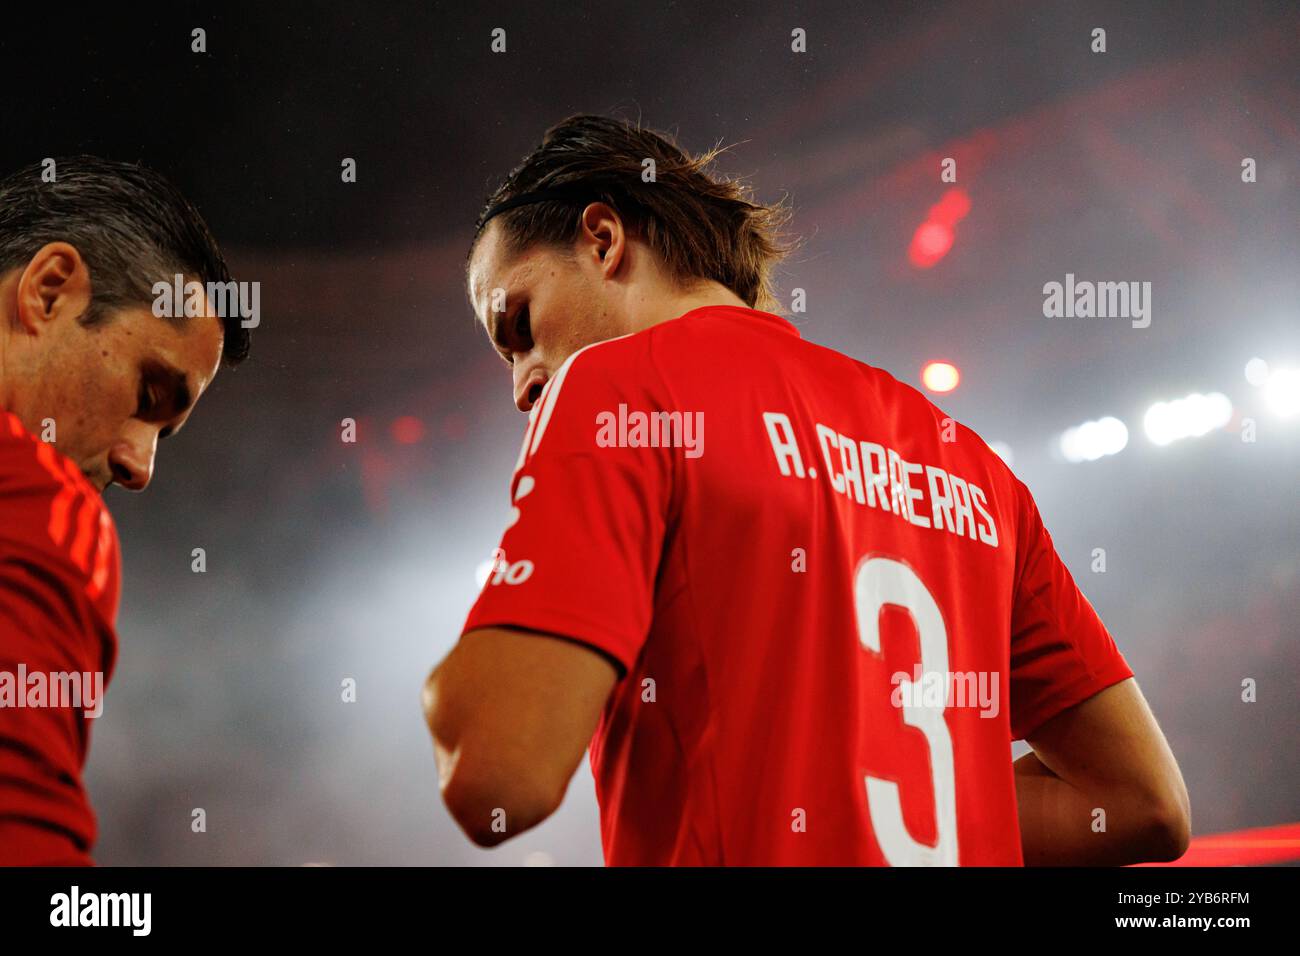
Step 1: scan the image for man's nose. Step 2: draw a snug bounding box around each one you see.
[513,363,548,413]
[108,427,157,491]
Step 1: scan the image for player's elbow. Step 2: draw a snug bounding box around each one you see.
[440,759,563,848]
[1138,791,1192,862]
[425,661,563,847]
[1121,770,1191,863]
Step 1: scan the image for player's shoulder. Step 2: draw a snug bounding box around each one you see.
[0,410,120,563]
[0,411,62,496]
[848,354,1031,509]
[0,410,91,499]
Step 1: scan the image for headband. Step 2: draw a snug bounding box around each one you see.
[475,181,596,232]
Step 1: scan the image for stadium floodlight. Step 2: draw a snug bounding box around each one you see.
[1245,357,1269,387]
[1059,416,1129,462]
[1262,368,1300,418]
[1143,392,1232,446]
[921,361,961,393]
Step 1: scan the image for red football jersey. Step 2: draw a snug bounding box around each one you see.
[462,305,1132,865]
[0,410,121,866]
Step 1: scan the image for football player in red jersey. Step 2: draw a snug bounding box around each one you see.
[0,157,250,865]
[424,115,1190,865]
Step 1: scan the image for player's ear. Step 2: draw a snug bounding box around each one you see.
[14,242,93,333]
[578,202,625,274]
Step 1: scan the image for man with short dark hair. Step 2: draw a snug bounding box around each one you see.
[0,156,249,864]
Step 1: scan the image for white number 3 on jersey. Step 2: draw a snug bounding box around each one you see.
[855,556,959,866]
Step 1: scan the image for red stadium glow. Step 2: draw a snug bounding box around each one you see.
[908,221,954,268]
[390,415,426,445]
[908,187,970,269]
[929,188,971,226]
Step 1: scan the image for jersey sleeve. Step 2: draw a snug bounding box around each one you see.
[1008,480,1133,740]
[461,341,675,677]
[0,414,121,865]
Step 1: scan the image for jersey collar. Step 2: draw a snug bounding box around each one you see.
[676,304,802,338]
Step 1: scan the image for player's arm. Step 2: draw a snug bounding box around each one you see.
[1007,478,1190,866]
[424,341,671,848]
[422,626,617,847]
[1015,677,1190,866]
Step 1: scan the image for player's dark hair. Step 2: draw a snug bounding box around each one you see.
[470,114,796,313]
[0,156,250,366]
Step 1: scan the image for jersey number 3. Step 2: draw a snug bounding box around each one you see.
[855,556,959,866]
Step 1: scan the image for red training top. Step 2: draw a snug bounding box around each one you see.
[0,411,120,866]
[463,305,1132,865]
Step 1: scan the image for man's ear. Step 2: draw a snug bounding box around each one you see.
[14,242,93,334]
[579,202,625,275]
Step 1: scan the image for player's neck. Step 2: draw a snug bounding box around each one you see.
[636,282,752,332]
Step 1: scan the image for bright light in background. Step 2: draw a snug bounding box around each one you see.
[1244,357,1270,387]
[1143,392,1232,446]
[921,361,961,392]
[1262,368,1300,418]
[1059,416,1129,462]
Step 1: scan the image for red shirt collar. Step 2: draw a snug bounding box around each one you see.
[675,304,802,338]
